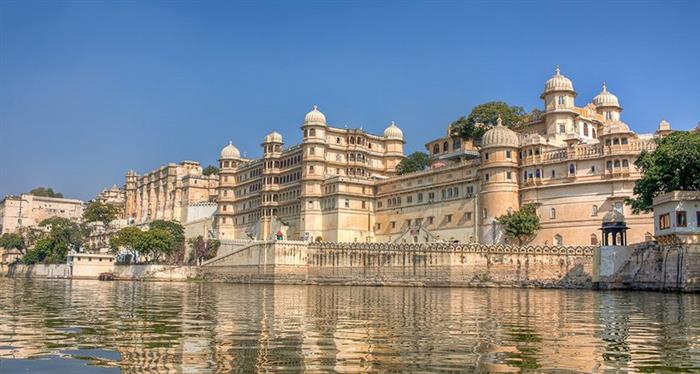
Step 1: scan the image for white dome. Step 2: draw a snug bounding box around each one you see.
[264,131,283,143]
[220,141,240,159]
[543,66,575,95]
[384,121,404,140]
[601,120,633,136]
[304,105,327,125]
[657,119,671,132]
[593,83,620,108]
[481,116,519,148]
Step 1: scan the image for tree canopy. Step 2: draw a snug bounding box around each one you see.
[83,201,119,225]
[627,131,700,213]
[450,101,526,140]
[29,187,64,198]
[110,222,183,263]
[396,152,430,175]
[109,226,144,260]
[202,165,220,176]
[38,217,83,253]
[0,233,25,254]
[496,204,541,245]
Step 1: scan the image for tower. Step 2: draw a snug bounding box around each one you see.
[299,105,328,240]
[260,131,284,239]
[216,141,243,239]
[383,121,405,174]
[478,116,520,244]
[593,82,622,123]
[541,66,578,136]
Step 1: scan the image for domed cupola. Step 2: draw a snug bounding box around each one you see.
[593,83,620,109]
[220,141,241,159]
[304,105,327,125]
[384,121,404,140]
[541,66,575,98]
[263,131,283,144]
[480,116,519,149]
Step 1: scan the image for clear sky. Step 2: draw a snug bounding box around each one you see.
[1,1,699,201]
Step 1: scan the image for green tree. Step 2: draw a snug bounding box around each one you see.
[202,165,220,176]
[109,226,144,260]
[29,187,64,198]
[497,204,541,245]
[0,233,25,254]
[150,220,185,258]
[396,152,430,175]
[627,131,700,213]
[22,238,54,264]
[450,101,526,139]
[83,201,119,225]
[135,228,174,263]
[38,217,83,253]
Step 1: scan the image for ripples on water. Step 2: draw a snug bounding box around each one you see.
[0,279,698,373]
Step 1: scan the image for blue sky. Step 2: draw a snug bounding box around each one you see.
[1,1,699,200]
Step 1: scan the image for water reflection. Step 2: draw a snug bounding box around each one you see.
[0,279,698,373]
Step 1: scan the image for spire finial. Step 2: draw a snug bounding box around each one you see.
[312,104,318,111]
[602,82,607,92]
[496,114,503,126]
[228,140,233,146]
[555,65,560,75]
[390,120,396,126]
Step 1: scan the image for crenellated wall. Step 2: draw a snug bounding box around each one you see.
[201,241,595,288]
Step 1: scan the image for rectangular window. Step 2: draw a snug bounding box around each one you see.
[659,213,670,230]
[677,211,687,227]
[427,216,434,225]
[446,214,452,223]
[407,195,413,203]
[390,221,396,229]
[406,219,412,227]
[484,152,489,160]
[417,193,423,203]
[559,124,566,133]
[378,201,383,208]
[375,223,381,230]
[465,212,472,221]
[697,211,700,227]
[506,150,512,159]
[506,171,512,180]
[345,199,350,208]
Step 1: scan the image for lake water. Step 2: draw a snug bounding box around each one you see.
[0,279,698,373]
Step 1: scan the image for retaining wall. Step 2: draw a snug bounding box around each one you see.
[202,241,595,288]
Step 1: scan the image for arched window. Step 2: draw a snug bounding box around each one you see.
[592,205,598,216]
[433,144,440,154]
[554,234,563,246]
[590,234,598,245]
[614,160,621,168]
[550,208,556,219]
[443,141,449,152]
[583,123,589,137]
[622,159,629,168]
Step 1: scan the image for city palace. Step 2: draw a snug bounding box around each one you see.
[123,68,673,246]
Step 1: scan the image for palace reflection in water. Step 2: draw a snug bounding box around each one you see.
[0,279,698,373]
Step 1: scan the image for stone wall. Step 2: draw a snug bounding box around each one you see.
[596,241,700,292]
[113,265,198,281]
[2,264,70,279]
[201,241,595,288]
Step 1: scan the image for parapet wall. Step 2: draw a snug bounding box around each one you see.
[202,241,595,288]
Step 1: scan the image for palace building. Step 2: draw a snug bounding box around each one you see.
[124,160,218,224]
[216,67,666,245]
